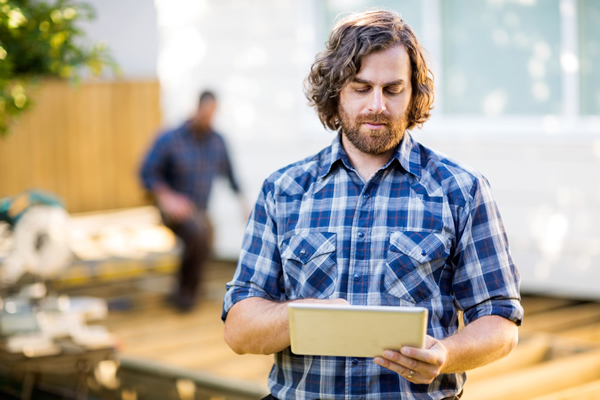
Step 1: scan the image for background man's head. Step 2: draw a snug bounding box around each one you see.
[191,90,217,133]
[305,9,434,133]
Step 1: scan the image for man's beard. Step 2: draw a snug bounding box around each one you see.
[338,103,407,155]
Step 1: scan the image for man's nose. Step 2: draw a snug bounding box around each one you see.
[367,89,386,114]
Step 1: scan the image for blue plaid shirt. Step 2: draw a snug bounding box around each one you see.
[140,122,240,209]
[223,132,523,400]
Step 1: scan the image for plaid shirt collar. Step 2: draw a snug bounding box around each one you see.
[318,130,422,181]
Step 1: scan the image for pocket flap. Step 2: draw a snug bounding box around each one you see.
[281,232,336,264]
[389,231,450,263]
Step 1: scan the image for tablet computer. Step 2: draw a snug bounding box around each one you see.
[288,303,428,358]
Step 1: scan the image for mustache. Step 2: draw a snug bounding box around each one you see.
[355,114,391,124]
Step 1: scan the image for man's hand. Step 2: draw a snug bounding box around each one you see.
[224,297,349,355]
[374,335,447,384]
[374,315,518,383]
[157,190,194,223]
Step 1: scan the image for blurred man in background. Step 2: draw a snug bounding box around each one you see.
[141,91,245,312]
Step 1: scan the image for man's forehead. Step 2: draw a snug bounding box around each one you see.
[350,46,411,84]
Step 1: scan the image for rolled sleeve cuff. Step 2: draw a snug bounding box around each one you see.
[463,297,524,327]
[221,283,277,322]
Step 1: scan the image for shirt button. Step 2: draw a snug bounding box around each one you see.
[358,232,364,238]
[421,249,427,256]
[352,358,358,365]
[300,249,306,255]
[363,194,369,199]
[354,274,361,281]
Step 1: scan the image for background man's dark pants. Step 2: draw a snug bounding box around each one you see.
[162,210,211,311]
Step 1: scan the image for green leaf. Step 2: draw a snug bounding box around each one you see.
[0,0,118,137]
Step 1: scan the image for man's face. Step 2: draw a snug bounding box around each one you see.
[192,99,217,133]
[338,45,412,155]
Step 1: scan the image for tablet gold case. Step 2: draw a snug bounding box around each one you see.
[288,303,428,358]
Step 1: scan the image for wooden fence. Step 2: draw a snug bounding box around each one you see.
[0,79,162,213]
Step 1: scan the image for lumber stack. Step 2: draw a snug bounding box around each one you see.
[462,296,600,400]
[90,270,600,400]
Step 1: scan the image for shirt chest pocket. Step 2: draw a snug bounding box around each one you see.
[384,231,451,304]
[280,232,337,300]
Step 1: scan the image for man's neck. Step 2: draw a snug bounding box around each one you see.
[187,120,211,138]
[340,134,397,183]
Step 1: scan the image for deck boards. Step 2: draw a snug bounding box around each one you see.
[73,264,274,389]
[61,261,600,399]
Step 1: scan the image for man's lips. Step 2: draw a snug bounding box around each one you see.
[363,122,386,129]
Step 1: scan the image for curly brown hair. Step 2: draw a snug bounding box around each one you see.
[305,9,434,131]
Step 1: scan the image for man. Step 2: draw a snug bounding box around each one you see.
[222,10,523,400]
[141,91,244,312]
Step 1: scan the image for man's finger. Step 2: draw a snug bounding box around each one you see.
[374,356,418,382]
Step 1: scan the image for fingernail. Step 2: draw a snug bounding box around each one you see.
[401,347,411,356]
[383,351,394,358]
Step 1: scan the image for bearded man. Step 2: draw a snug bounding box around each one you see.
[222,10,523,400]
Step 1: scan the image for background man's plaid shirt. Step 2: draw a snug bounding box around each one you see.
[223,132,523,400]
[140,122,240,210]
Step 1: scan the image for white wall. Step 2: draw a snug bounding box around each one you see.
[418,123,600,300]
[78,0,158,78]
[154,0,600,300]
[155,0,334,260]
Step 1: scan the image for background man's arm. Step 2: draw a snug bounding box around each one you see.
[152,183,194,223]
[375,315,518,383]
[216,136,251,221]
[224,297,349,355]
[139,136,194,223]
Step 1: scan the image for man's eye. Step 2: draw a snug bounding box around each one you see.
[355,87,370,93]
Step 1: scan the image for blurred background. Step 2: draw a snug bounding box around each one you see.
[2,0,599,297]
[1,0,600,399]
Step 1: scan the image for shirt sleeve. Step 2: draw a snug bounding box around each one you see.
[451,176,524,326]
[221,179,284,321]
[218,135,241,193]
[139,133,171,192]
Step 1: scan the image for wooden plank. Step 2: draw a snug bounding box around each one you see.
[0,79,161,213]
[118,355,269,400]
[155,339,239,370]
[559,322,600,343]
[105,302,224,337]
[527,379,600,400]
[54,82,72,206]
[520,295,579,315]
[121,324,225,355]
[461,349,600,400]
[466,334,550,381]
[65,80,84,212]
[57,264,600,393]
[520,303,600,333]
[208,355,273,384]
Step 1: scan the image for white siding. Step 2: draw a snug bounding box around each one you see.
[154,0,600,300]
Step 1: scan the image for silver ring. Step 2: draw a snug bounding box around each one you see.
[408,370,415,379]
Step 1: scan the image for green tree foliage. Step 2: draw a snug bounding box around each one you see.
[0,0,116,136]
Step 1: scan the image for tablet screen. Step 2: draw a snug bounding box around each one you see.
[288,303,428,358]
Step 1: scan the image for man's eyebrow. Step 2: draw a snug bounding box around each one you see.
[351,77,405,86]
